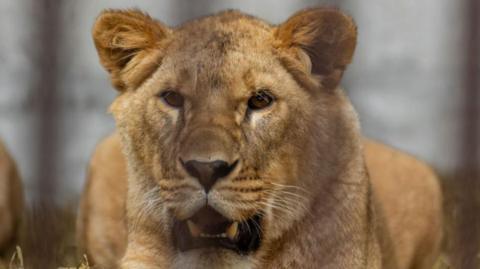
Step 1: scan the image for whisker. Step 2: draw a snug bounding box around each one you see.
[257,201,299,216]
[264,181,311,193]
[251,217,264,235]
[263,193,310,208]
[263,190,310,201]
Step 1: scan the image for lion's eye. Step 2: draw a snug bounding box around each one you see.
[159,90,184,108]
[247,90,275,110]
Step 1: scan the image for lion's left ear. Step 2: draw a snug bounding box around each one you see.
[93,9,172,91]
[276,8,357,90]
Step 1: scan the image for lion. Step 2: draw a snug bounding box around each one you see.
[0,139,23,255]
[77,7,443,269]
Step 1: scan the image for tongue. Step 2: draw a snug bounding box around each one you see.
[190,206,231,234]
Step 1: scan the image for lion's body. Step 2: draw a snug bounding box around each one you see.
[79,7,443,268]
[365,140,443,269]
[77,134,127,268]
[78,134,442,269]
[0,140,23,253]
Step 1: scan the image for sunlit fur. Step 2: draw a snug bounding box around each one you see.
[78,7,443,269]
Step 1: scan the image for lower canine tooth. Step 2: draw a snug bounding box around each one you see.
[187,220,201,237]
[226,222,239,240]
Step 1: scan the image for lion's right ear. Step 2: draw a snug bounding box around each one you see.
[93,9,171,91]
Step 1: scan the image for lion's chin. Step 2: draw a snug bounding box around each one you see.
[172,206,263,255]
[172,248,253,269]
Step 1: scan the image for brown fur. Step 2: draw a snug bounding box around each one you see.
[0,139,23,253]
[364,140,443,269]
[78,7,443,268]
[77,134,127,268]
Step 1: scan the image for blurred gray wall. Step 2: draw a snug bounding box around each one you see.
[0,0,468,204]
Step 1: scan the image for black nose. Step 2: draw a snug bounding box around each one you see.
[182,160,238,191]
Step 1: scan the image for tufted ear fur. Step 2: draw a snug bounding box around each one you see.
[92,9,171,91]
[276,8,357,90]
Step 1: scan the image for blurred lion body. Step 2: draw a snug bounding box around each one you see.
[0,140,23,253]
[78,7,443,269]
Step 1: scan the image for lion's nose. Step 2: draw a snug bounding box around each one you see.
[182,160,238,191]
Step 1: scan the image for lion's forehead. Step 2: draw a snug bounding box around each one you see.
[151,12,282,98]
[161,42,280,98]
[177,10,273,42]
[169,11,275,60]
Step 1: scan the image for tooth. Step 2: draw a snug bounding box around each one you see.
[226,222,239,240]
[187,220,201,237]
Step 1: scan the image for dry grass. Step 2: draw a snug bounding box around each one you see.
[0,247,90,269]
[0,203,90,269]
[433,255,453,269]
[1,246,452,269]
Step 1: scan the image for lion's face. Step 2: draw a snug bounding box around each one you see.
[94,8,356,259]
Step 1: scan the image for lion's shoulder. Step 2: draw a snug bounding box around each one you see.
[77,132,127,268]
[364,139,443,269]
[365,139,442,204]
[90,133,124,169]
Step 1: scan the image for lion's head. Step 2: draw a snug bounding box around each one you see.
[93,7,358,264]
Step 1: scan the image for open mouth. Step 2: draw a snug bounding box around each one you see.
[173,206,263,255]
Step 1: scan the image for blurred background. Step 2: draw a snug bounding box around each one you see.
[0,0,478,268]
